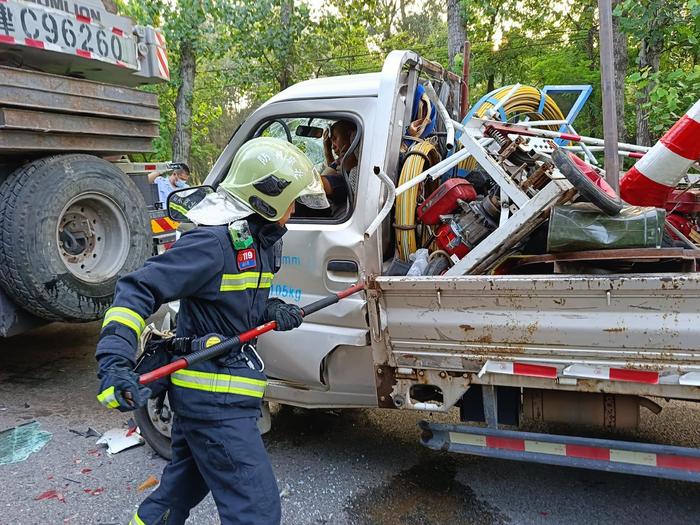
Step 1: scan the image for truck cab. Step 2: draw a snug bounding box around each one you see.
[204,50,443,407]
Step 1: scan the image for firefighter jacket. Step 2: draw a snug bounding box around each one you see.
[95,215,286,420]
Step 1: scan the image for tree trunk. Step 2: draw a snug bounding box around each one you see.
[172,40,196,165]
[585,26,597,70]
[635,40,662,146]
[612,0,628,142]
[279,0,293,91]
[487,74,495,93]
[447,0,466,68]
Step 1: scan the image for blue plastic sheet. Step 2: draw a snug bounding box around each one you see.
[0,421,52,465]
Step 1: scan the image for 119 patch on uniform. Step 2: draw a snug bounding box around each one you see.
[237,248,258,271]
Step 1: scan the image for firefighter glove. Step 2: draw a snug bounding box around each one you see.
[97,356,151,412]
[264,298,303,331]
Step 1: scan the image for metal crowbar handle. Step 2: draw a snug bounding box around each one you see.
[138,282,365,385]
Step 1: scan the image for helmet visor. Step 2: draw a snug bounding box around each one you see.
[296,167,330,209]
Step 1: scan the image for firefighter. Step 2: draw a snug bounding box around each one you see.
[95,137,330,525]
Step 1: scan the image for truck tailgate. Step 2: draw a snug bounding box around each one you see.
[372,274,700,373]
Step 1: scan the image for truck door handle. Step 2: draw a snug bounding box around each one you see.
[327,260,359,273]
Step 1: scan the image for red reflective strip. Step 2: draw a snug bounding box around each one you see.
[486,437,525,451]
[155,218,174,231]
[660,115,700,161]
[76,49,91,58]
[657,454,700,472]
[629,152,644,159]
[566,445,610,461]
[609,368,659,384]
[163,242,174,251]
[513,363,557,379]
[112,27,124,36]
[155,31,166,47]
[145,164,157,171]
[156,49,169,77]
[619,166,673,207]
[560,132,581,142]
[0,35,14,43]
[25,38,44,49]
[76,14,91,23]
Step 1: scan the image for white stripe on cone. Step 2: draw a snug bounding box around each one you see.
[635,143,696,186]
[687,99,700,123]
[620,99,700,206]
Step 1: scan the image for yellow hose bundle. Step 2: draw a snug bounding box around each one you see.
[395,140,441,260]
[460,85,566,170]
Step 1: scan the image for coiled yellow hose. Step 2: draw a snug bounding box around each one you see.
[459,85,566,170]
[395,141,441,260]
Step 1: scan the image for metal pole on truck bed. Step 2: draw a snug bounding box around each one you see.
[598,0,621,192]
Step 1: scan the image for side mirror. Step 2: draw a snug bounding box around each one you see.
[295,125,324,139]
[167,185,215,223]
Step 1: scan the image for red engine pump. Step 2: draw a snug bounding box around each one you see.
[417,179,477,225]
[665,189,700,241]
[435,223,470,258]
[417,178,500,259]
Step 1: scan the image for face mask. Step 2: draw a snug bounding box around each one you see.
[175,179,188,188]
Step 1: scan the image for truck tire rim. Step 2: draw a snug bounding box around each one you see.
[57,192,130,283]
[147,395,172,438]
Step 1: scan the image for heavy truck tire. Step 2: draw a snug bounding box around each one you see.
[0,154,151,321]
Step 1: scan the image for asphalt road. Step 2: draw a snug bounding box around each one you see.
[1,322,700,525]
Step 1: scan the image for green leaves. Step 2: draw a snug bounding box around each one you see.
[124,0,698,171]
[628,66,700,134]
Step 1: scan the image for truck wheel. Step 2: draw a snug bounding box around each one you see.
[0,154,150,321]
[551,148,623,216]
[135,393,173,460]
[134,395,272,460]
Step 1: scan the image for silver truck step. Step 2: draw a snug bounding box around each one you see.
[420,421,700,483]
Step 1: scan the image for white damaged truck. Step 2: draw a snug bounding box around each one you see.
[139,50,700,482]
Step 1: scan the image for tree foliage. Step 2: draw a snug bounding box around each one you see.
[119,0,699,176]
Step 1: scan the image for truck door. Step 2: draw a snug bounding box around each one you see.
[209,99,378,388]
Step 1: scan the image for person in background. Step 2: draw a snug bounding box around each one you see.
[148,162,190,206]
[320,120,358,201]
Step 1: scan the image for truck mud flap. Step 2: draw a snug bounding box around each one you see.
[419,421,700,483]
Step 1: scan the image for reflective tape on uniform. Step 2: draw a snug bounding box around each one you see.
[97,386,120,409]
[168,201,189,217]
[220,272,274,292]
[171,369,267,398]
[102,306,146,337]
[129,513,146,525]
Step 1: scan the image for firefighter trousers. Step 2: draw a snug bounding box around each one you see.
[132,414,281,525]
